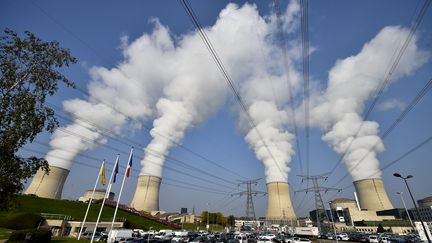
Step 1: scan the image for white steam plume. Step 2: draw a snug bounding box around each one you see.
[140,2,302,183]
[230,1,300,184]
[310,26,428,181]
[46,23,173,170]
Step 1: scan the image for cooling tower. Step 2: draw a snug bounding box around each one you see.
[266,182,296,221]
[130,175,161,212]
[25,165,69,199]
[353,178,394,211]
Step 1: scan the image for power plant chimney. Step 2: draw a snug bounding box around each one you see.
[353,178,393,211]
[266,182,296,222]
[130,175,161,212]
[25,165,69,199]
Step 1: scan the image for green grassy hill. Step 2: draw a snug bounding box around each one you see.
[0,195,174,230]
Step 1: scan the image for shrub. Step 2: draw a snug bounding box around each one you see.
[5,213,44,230]
[7,229,51,243]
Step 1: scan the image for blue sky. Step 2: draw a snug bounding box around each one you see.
[1,0,432,218]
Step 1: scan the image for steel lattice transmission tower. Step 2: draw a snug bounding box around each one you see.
[232,179,266,220]
[296,173,340,231]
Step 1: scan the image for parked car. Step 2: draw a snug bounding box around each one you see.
[379,236,390,243]
[367,235,380,243]
[291,238,311,243]
[336,233,350,241]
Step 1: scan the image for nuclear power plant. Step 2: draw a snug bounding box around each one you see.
[25,166,400,224]
[130,175,162,212]
[353,178,394,211]
[25,165,69,199]
[266,182,296,222]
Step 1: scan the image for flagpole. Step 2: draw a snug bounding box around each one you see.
[91,155,119,243]
[110,147,133,231]
[77,160,104,240]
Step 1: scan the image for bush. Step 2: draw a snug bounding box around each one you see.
[7,229,51,243]
[5,213,44,230]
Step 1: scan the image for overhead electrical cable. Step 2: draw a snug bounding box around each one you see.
[331,77,432,187]
[325,0,431,179]
[28,0,248,181]
[48,104,238,186]
[179,0,287,179]
[32,127,240,191]
[20,146,232,195]
[274,0,305,177]
[326,133,432,200]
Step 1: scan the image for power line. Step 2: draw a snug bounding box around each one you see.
[28,0,248,181]
[20,146,234,195]
[300,0,310,180]
[325,0,431,179]
[331,78,432,187]
[179,0,286,178]
[30,128,240,191]
[324,133,432,202]
[231,179,266,220]
[339,134,432,192]
[47,103,240,186]
[274,0,305,176]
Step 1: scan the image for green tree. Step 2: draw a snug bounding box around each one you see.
[226,215,236,227]
[0,28,76,210]
[377,223,385,233]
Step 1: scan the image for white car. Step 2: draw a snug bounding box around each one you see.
[337,233,350,241]
[260,234,276,240]
[378,236,390,243]
[291,238,311,243]
[367,235,379,243]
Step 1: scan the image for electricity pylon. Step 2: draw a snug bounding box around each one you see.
[231,178,266,221]
[296,173,340,232]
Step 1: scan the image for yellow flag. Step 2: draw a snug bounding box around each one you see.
[100,161,106,186]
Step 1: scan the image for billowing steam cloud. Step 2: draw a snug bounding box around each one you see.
[46,22,173,170]
[46,1,302,185]
[139,2,302,184]
[310,26,428,181]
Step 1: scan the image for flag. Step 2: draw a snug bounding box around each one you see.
[100,160,106,185]
[126,148,133,177]
[113,159,119,183]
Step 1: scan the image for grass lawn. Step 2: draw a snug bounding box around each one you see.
[0,195,173,230]
[0,227,13,240]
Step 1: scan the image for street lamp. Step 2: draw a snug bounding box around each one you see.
[396,192,414,229]
[393,173,431,243]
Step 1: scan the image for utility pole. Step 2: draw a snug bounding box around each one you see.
[231,179,266,221]
[296,173,340,233]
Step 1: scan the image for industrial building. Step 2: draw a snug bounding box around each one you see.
[411,196,432,221]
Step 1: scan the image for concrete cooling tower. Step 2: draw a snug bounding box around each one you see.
[353,178,393,211]
[25,165,69,199]
[266,182,296,221]
[130,175,161,212]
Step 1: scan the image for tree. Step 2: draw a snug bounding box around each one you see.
[226,215,236,228]
[377,223,385,233]
[0,28,76,210]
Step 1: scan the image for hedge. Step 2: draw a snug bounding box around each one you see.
[7,229,51,243]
